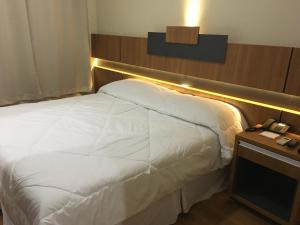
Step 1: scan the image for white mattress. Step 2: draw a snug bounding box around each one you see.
[0,79,245,225]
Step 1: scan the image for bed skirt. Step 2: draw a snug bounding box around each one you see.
[2,168,227,225]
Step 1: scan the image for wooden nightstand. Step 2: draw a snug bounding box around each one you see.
[230,131,300,225]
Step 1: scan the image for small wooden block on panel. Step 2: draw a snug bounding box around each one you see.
[91,34,121,61]
[166,26,200,44]
[94,68,123,92]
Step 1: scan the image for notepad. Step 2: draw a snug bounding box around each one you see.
[259,131,280,139]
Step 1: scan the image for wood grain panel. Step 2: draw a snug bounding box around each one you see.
[226,101,281,126]
[121,36,169,70]
[121,36,291,92]
[166,26,199,44]
[281,113,300,135]
[291,182,300,225]
[285,48,300,96]
[91,34,121,61]
[237,131,300,165]
[281,48,300,134]
[94,68,123,92]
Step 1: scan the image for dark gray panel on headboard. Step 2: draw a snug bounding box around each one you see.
[147,32,228,63]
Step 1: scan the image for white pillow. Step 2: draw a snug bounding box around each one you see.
[100,79,247,165]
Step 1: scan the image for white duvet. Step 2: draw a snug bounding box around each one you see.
[0,79,245,225]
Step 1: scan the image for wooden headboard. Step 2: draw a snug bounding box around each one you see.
[281,48,300,134]
[91,34,300,133]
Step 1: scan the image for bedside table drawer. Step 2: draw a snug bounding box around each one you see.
[238,141,300,179]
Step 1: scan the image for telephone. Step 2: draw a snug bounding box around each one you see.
[262,118,291,134]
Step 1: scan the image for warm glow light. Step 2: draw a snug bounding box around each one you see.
[180,83,191,88]
[90,57,98,71]
[94,64,300,116]
[185,0,201,27]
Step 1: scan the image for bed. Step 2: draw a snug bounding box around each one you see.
[0,79,246,225]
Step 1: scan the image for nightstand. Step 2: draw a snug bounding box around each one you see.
[230,131,300,225]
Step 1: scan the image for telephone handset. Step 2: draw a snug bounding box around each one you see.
[262,118,276,130]
[262,118,291,134]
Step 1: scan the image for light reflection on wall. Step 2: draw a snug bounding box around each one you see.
[184,0,202,27]
[90,57,99,71]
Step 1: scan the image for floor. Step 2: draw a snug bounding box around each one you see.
[0,192,276,225]
[174,192,276,225]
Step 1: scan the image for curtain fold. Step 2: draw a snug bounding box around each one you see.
[0,0,91,106]
[0,1,42,105]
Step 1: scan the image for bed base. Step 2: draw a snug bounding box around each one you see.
[2,169,227,225]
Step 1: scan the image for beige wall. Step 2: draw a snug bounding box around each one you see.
[95,0,300,47]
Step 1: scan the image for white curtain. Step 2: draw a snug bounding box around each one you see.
[0,0,91,106]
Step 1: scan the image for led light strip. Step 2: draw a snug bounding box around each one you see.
[93,64,300,116]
